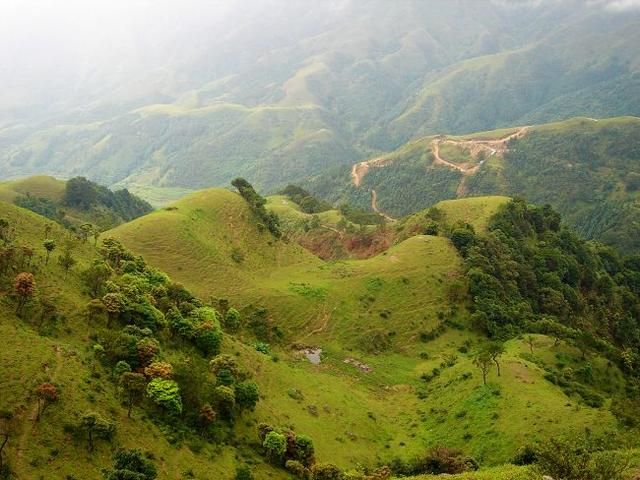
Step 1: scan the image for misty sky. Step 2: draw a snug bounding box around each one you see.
[1,0,639,116]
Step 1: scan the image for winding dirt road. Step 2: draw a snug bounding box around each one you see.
[431,126,529,174]
[371,190,395,222]
[350,126,529,213]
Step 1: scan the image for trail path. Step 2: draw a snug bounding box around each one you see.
[14,345,63,475]
[370,190,395,222]
[351,156,387,188]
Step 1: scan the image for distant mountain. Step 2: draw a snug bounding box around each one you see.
[1,0,640,191]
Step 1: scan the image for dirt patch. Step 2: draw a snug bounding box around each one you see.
[302,348,322,365]
[510,362,535,384]
[344,357,373,373]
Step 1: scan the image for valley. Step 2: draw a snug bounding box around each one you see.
[1,176,639,479]
[1,1,640,479]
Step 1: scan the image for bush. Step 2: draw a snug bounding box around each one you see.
[512,445,537,465]
[532,435,630,480]
[413,447,476,475]
[311,463,343,480]
[285,460,308,478]
[235,465,254,480]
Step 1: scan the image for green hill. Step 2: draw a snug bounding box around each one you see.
[108,190,638,471]
[0,175,153,231]
[309,116,640,253]
[2,187,640,479]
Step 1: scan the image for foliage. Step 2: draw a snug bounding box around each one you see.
[102,448,157,480]
[464,198,640,372]
[146,379,182,415]
[280,185,332,214]
[531,434,630,480]
[64,177,152,221]
[79,412,115,452]
[232,178,281,238]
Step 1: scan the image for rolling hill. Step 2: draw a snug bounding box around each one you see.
[108,189,637,469]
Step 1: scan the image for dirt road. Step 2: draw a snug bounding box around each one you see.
[371,190,395,222]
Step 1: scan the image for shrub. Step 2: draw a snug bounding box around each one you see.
[263,431,287,463]
[532,435,630,480]
[311,463,343,480]
[413,447,476,475]
[285,460,307,478]
[235,465,254,480]
[146,379,182,415]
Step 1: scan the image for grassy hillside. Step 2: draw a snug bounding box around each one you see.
[105,189,639,476]
[0,175,153,231]
[0,200,291,479]
[467,116,640,251]
[0,175,66,203]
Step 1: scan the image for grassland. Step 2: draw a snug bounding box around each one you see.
[0,175,66,204]
[106,189,627,471]
[0,200,294,479]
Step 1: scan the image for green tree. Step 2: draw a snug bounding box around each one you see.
[43,239,56,265]
[235,381,259,412]
[263,431,287,463]
[214,385,236,418]
[57,245,76,277]
[102,448,157,480]
[82,261,112,298]
[79,412,115,452]
[224,308,241,332]
[485,342,505,377]
[450,227,475,255]
[194,321,223,356]
[146,379,182,415]
[64,177,97,210]
[102,292,126,327]
[120,372,147,418]
[472,350,493,386]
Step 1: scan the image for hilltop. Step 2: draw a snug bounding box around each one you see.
[0,175,152,231]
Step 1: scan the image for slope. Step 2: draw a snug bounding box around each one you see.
[310,116,640,253]
[106,190,628,470]
[0,200,285,479]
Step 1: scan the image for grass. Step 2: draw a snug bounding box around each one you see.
[438,144,475,166]
[0,175,66,203]
[106,189,625,470]
[400,196,510,237]
[117,183,195,207]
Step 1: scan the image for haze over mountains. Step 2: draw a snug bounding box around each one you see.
[2,0,640,191]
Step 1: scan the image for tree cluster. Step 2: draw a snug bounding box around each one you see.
[232,178,281,237]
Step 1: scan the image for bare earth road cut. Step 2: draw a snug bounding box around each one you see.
[371,189,395,222]
[350,126,528,213]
